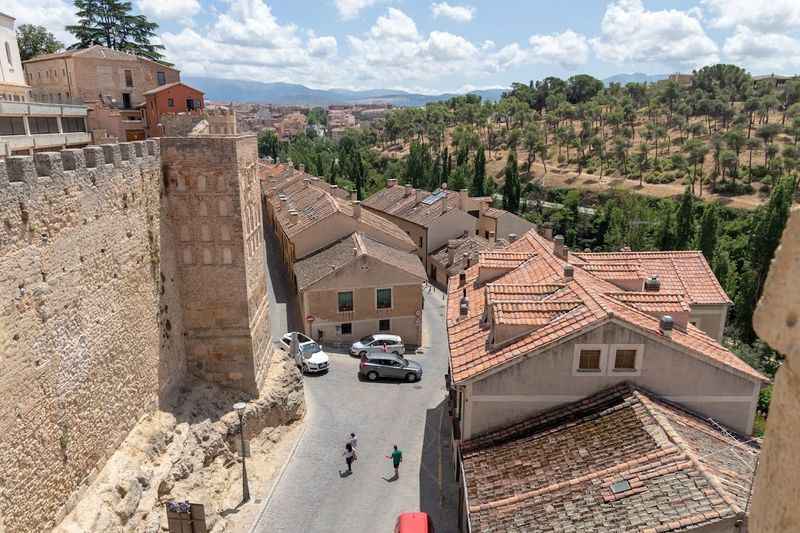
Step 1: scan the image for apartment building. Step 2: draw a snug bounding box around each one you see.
[476,205,534,242]
[23,45,180,141]
[0,13,89,156]
[447,229,765,441]
[428,234,498,288]
[143,82,204,137]
[363,180,485,274]
[294,233,426,345]
[260,160,425,344]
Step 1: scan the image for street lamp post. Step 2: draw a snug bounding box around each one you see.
[233,402,250,503]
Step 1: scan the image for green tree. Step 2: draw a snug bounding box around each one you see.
[16,24,63,61]
[675,187,695,249]
[67,0,166,61]
[697,203,719,263]
[471,147,486,197]
[257,129,280,159]
[502,151,521,213]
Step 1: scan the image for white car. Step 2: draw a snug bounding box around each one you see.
[350,334,405,357]
[280,332,330,374]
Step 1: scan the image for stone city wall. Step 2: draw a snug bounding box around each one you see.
[0,141,187,532]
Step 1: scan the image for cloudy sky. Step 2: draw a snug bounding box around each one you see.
[2,0,800,93]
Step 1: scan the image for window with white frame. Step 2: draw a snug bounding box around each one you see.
[609,344,643,375]
[572,344,607,375]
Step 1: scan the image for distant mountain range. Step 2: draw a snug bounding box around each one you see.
[185,76,506,107]
[602,73,668,85]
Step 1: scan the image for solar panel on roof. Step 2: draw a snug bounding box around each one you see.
[421,190,447,205]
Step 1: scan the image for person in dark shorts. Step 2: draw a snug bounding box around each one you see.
[343,442,357,473]
[386,445,402,478]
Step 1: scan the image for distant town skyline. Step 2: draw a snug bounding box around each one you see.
[3,0,799,93]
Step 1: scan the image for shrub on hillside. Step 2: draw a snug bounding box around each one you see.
[714,181,755,195]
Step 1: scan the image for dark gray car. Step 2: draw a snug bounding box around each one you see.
[358,353,423,382]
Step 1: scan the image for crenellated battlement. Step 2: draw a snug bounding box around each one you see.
[0,140,160,189]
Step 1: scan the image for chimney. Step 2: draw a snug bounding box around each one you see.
[508,233,518,243]
[541,222,554,241]
[405,185,415,197]
[442,192,448,213]
[441,182,448,191]
[488,231,496,245]
[352,200,362,218]
[564,264,574,281]
[644,276,661,292]
[553,235,568,260]
[463,252,471,268]
[303,178,310,188]
[459,295,469,317]
[387,178,398,188]
[459,272,466,286]
[447,240,459,266]
[289,209,299,225]
[459,189,469,210]
[660,315,674,337]
[288,159,294,168]
[265,156,274,164]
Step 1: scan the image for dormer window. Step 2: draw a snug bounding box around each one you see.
[572,344,607,375]
[609,344,643,375]
[578,349,602,371]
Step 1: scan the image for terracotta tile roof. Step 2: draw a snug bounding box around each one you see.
[293,233,425,290]
[481,207,506,219]
[478,250,536,269]
[447,230,765,384]
[486,283,564,302]
[362,185,463,227]
[461,383,759,533]
[492,300,583,326]
[580,260,645,281]
[430,236,493,275]
[607,292,692,315]
[572,251,732,305]
[259,164,414,250]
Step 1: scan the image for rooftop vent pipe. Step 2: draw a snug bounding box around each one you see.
[564,264,574,281]
[554,235,568,260]
[460,296,469,317]
[644,276,661,292]
[508,233,518,243]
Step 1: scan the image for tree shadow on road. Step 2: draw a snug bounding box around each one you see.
[419,399,459,533]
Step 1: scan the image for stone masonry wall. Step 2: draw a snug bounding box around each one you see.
[0,141,185,533]
[161,136,271,396]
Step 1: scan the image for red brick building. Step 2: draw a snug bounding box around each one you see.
[143,82,204,137]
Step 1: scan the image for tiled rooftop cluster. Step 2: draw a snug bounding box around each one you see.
[447,229,764,383]
[461,383,759,533]
[362,181,471,228]
[259,160,415,251]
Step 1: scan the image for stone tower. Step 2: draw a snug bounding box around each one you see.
[161,135,271,395]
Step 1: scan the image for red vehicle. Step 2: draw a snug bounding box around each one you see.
[395,512,434,533]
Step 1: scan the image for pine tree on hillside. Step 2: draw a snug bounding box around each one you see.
[472,147,486,197]
[502,151,521,213]
[675,187,695,250]
[67,0,166,61]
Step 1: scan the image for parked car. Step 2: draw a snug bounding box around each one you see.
[350,334,405,357]
[395,512,434,533]
[358,352,422,382]
[280,332,330,374]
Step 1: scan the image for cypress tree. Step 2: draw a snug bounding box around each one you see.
[697,203,719,263]
[502,151,521,213]
[472,147,486,197]
[675,187,695,250]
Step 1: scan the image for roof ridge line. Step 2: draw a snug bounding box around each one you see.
[468,445,682,514]
[634,392,743,515]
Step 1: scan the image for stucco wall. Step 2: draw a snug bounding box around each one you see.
[465,321,759,438]
[300,256,423,344]
[363,207,426,265]
[690,304,728,341]
[427,209,477,254]
[0,141,179,533]
[292,212,356,259]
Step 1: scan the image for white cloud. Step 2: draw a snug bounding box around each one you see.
[426,31,478,61]
[703,0,800,33]
[431,2,475,23]
[591,0,719,67]
[137,0,200,22]
[308,35,338,58]
[2,0,76,43]
[722,25,800,71]
[334,0,382,20]
[210,0,301,48]
[370,8,419,40]
[528,30,589,69]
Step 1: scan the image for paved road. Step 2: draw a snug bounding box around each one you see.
[253,288,459,533]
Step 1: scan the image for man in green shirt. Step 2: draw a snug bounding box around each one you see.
[386,445,403,479]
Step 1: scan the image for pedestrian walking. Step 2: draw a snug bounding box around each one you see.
[386,445,403,478]
[347,432,358,450]
[343,442,357,473]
